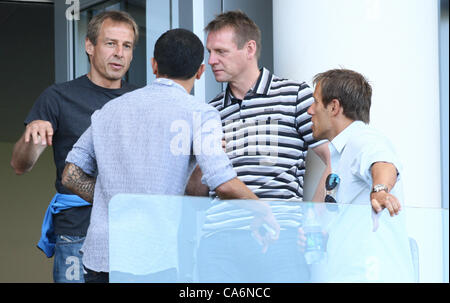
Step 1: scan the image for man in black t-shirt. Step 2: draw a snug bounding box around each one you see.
[10,11,140,283]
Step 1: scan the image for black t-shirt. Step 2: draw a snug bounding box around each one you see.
[25,75,139,236]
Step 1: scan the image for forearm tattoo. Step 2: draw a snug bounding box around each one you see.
[63,163,96,203]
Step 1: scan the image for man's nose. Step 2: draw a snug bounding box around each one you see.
[307,104,314,115]
[114,45,124,58]
[208,53,217,65]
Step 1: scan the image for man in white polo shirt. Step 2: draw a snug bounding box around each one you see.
[307,68,403,214]
[306,69,413,282]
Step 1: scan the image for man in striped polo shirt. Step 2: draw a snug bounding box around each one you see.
[188,10,330,282]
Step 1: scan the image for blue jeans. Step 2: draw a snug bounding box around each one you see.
[53,235,85,283]
[197,229,310,283]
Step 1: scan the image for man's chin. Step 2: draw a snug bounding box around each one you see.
[312,131,323,141]
[214,76,228,83]
[106,72,126,81]
[212,73,228,83]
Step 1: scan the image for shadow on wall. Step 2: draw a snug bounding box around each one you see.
[0,142,54,282]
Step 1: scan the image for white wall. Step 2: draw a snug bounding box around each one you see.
[273,0,441,208]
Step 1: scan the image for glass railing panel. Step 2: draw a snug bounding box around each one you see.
[108,194,448,283]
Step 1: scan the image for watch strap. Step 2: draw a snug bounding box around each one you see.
[372,184,389,193]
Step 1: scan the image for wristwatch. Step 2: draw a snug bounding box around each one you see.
[372,184,389,193]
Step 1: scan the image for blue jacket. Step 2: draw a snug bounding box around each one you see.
[37,194,91,258]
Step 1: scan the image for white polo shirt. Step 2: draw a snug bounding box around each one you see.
[322,121,414,282]
[329,120,404,205]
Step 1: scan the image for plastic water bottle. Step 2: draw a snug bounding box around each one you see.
[303,205,326,264]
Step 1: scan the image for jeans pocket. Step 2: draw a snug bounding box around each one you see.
[57,235,85,244]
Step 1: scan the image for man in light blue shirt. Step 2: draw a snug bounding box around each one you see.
[305,69,415,282]
[61,28,279,283]
[307,68,402,215]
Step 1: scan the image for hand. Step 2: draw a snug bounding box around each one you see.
[24,120,54,146]
[250,211,280,253]
[370,191,401,217]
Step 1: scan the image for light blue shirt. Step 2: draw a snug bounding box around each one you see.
[329,120,404,205]
[66,78,236,272]
[322,121,413,282]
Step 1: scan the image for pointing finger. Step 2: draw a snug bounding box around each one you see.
[371,198,382,214]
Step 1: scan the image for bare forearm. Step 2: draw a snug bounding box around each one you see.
[370,162,401,216]
[11,120,54,175]
[62,163,96,203]
[214,178,271,216]
[371,162,398,191]
[11,133,46,175]
[215,178,258,200]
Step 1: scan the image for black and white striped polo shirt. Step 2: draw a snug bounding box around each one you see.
[203,68,323,234]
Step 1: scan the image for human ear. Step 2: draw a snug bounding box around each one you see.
[246,40,257,60]
[330,99,342,115]
[195,64,206,80]
[85,38,94,56]
[151,58,158,75]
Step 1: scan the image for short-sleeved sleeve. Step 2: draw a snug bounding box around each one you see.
[193,107,237,190]
[65,124,97,176]
[24,85,60,131]
[351,135,403,186]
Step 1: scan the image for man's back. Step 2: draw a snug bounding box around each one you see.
[68,78,227,272]
[90,78,217,200]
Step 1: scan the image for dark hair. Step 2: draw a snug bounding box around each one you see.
[154,28,204,80]
[205,10,261,59]
[313,69,372,123]
[87,10,139,46]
